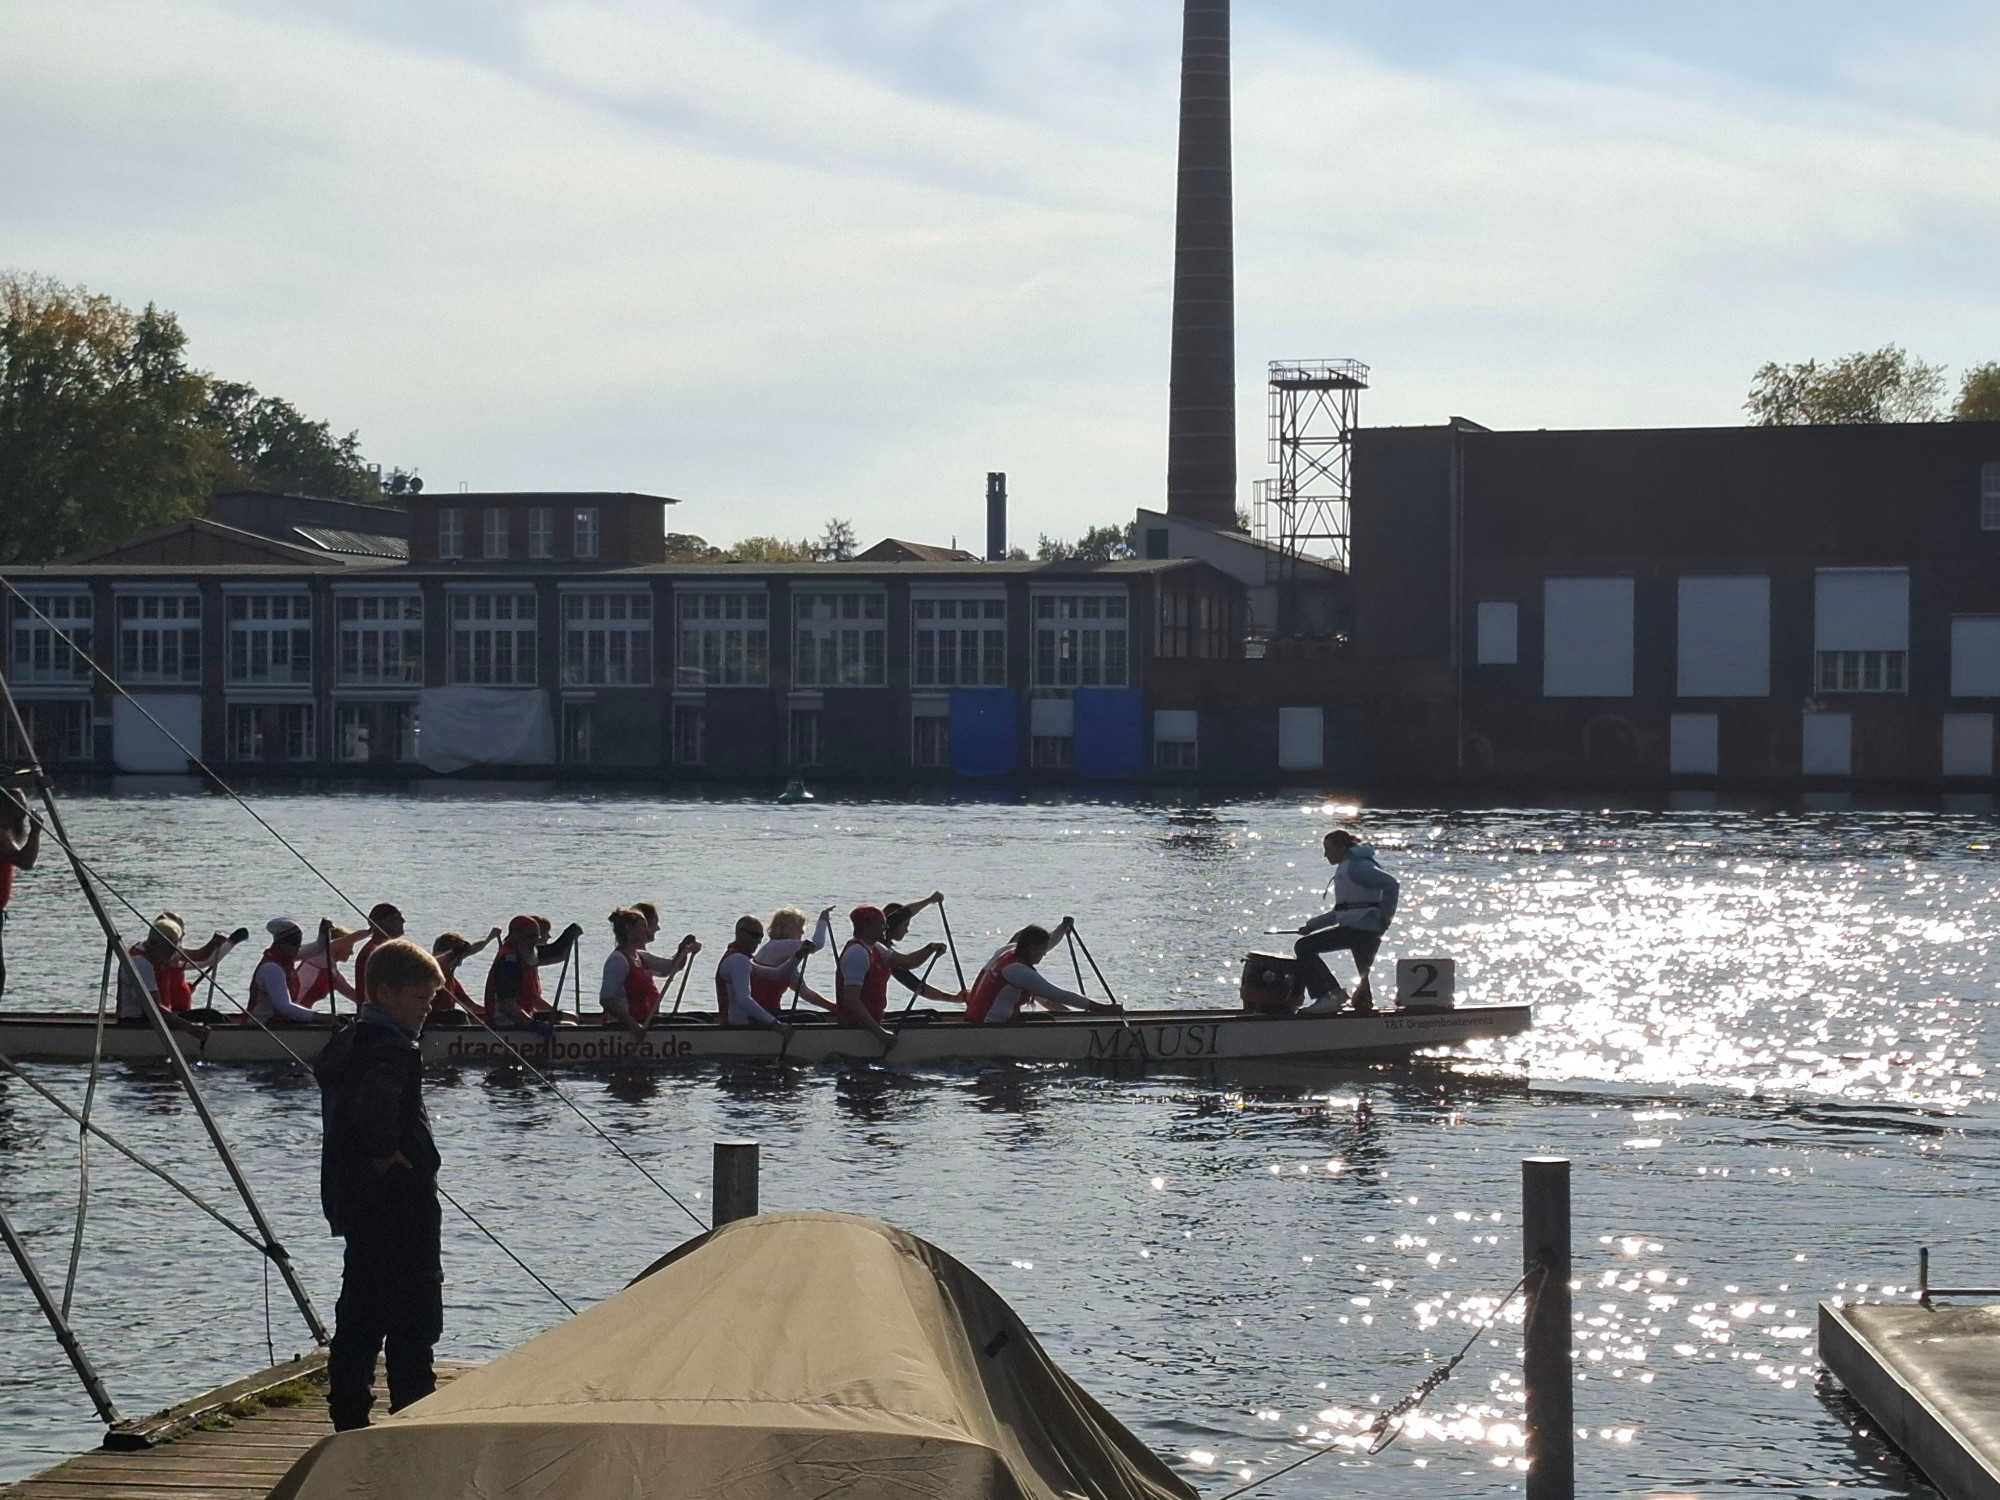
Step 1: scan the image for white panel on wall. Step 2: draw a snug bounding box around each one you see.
[1943,714,1994,777]
[1815,569,1909,651]
[1677,576,1770,697]
[1801,712,1852,776]
[1029,697,1074,737]
[112,694,201,774]
[1669,713,1719,774]
[1950,618,2000,697]
[1542,577,1634,697]
[1476,602,1518,665]
[1153,709,1197,743]
[1277,707,1324,771]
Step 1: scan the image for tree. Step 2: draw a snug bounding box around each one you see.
[727,535,816,562]
[201,380,381,499]
[663,531,723,561]
[1745,345,1948,425]
[1036,520,1136,561]
[1956,363,2000,422]
[815,517,857,562]
[0,273,218,563]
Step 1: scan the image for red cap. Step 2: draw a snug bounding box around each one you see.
[849,904,884,926]
[507,914,540,938]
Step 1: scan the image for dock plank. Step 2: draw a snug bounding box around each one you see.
[0,1363,474,1500]
[1820,1300,2000,1500]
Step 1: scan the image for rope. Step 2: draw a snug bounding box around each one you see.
[59,940,113,1317]
[439,1185,576,1314]
[1213,1262,1547,1499]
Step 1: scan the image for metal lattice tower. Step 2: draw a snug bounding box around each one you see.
[1262,359,1369,570]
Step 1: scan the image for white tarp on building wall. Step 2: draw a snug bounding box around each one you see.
[1943,714,1994,777]
[1669,713,1719,774]
[1277,707,1324,770]
[1814,569,1908,651]
[416,687,554,773]
[1950,618,2000,697]
[1543,577,1634,697]
[1677,576,1769,697]
[112,694,201,774]
[1801,712,1852,776]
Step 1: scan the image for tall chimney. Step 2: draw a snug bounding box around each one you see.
[985,472,1007,561]
[1166,0,1237,530]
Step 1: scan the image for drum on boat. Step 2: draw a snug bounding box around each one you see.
[1238,951,1302,1015]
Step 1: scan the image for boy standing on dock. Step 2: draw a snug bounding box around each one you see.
[313,937,447,1431]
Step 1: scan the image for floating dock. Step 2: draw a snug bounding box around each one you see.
[1819,1299,2000,1500]
[0,1356,472,1500]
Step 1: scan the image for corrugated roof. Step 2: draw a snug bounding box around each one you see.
[292,526,409,559]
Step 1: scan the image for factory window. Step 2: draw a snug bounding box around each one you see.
[1677,577,1769,697]
[675,591,769,687]
[1475,602,1518,666]
[563,592,652,686]
[1669,713,1718,775]
[912,596,1004,687]
[1943,714,1994,777]
[1801,711,1851,776]
[1157,592,1229,659]
[448,592,538,686]
[794,590,887,687]
[437,508,463,559]
[228,703,315,762]
[1952,617,2000,697]
[561,702,594,763]
[1029,695,1072,768]
[1982,462,2000,531]
[1,699,93,765]
[118,594,203,685]
[528,508,555,560]
[1814,568,1908,694]
[788,707,823,767]
[227,594,311,685]
[8,592,92,685]
[911,702,950,768]
[1153,708,1198,770]
[573,508,600,560]
[337,595,423,686]
[1031,593,1128,687]
[672,704,705,766]
[1542,578,1632,697]
[335,703,417,764]
[482,508,509,559]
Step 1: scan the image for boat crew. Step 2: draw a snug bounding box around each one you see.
[250,919,339,1025]
[965,918,1115,1024]
[0,786,40,1004]
[714,916,792,1039]
[115,913,231,1036]
[881,894,967,1008]
[751,906,837,1017]
[835,906,938,1045]
[485,914,582,1028]
[1293,829,1399,1013]
[601,908,700,1038]
[352,903,405,999]
[428,929,499,1025]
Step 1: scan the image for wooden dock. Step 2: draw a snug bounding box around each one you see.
[1820,1299,2000,1500]
[0,1357,473,1500]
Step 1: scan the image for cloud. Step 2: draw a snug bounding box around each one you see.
[1,0,1997,546]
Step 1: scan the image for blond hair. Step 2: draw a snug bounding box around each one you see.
[767,906,807,941]
[364,938,443,1002]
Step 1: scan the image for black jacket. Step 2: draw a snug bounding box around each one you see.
[313,1013,440,1238]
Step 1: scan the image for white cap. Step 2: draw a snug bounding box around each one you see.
[267,917,301,937]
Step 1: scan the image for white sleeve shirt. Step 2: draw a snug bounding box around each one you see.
[838,942,873,991]
[251,961,318,1023]
[719,950,777,1028]
[116,952,157,1021]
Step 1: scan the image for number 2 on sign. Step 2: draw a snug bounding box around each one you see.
[1394,957,1455,1008]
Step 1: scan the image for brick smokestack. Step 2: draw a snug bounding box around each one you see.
[1166,0,1237,530]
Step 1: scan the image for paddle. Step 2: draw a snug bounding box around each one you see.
[1066,922,1131,1031]
[663,936,697,1018]
[936,894,968,994]
[317,917,337,1017]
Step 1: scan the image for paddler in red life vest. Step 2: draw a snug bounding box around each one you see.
[115,912,234,1038]
[600,907,700,1040]
[428,928,501,1025]
[881,894,968,1010]
[485,913,583,1028]
[966,918,1120,1024]
[836,906,941,1047]
[351,902,406,999]
[751,906,837,1017]
[714,916,793,1040]
[249,919,339,1025]
[0,786,41,1003]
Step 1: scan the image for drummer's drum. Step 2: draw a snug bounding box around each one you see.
[1239,952,1303,1015]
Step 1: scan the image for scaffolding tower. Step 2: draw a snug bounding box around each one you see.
[1258,359,1369,572]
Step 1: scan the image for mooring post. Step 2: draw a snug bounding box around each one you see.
[713,1140,760,1227]
[1522,1156,1574,1500]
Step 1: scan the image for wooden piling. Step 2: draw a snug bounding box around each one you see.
[1522,1156,1574,1500]
[712,1140,759,1227]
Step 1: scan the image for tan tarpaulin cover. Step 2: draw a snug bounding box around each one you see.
[270,1211,1198,1500]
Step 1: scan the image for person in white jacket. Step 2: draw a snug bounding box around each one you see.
[1293,829,1400,1013]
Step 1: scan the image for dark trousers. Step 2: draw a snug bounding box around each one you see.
[1294,926,1382,999]
[328,1217,443,1431]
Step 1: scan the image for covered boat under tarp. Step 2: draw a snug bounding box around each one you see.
[269,1211,1198,1500]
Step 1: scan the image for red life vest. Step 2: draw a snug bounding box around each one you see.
[125,944,193,1013]
[353,936,385,1001]
[249,946,301,1022]
[432,974,473,1015]
[838,939,892,1023]
[484,944,543,1023]
[966,946,1020,1025]
[621,950,661,1025]
[714,941,763,1026]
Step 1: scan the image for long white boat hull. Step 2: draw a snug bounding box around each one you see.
[0,1005,1529,1069]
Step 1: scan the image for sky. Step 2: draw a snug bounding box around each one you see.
[3,1,1998,550]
